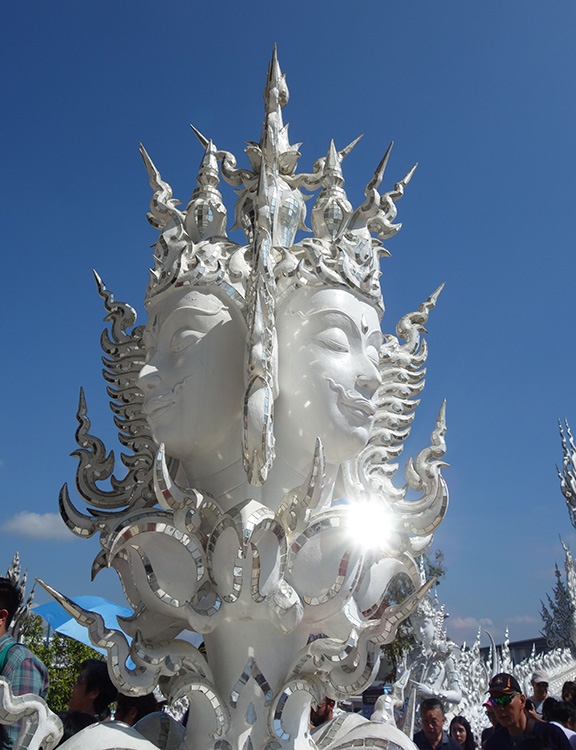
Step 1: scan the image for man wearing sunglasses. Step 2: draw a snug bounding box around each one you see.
[485,673,571,750]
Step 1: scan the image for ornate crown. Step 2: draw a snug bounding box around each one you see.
[138,48,416,484]
[142,47,415,318]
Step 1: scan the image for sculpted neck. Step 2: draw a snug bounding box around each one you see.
[260,452,338,513]
[179,424,261,511]
[179,436,338,514]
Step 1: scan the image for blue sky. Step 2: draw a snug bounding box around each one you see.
[2,0,576,649]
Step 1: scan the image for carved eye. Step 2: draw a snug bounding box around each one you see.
[313,328,350,353]
[170,328,202,353]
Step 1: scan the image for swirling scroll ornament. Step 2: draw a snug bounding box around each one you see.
[343,286,449,555]
[0,679,62,750]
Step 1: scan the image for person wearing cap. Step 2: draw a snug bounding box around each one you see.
[413,698,461,750]
[530,670,551,719]
[485,672,571,750]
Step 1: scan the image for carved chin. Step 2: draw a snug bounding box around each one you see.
[321,415,374,465]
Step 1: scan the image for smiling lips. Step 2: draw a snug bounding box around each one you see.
[142,393,174,418]
[326,378,376,423]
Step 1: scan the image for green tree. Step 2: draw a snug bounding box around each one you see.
[380,549,446,681]
[22,615,101,712]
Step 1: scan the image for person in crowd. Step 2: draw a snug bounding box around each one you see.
[55,710,97,746]
[542,698,576,748]
[68,658,117,720]
[0,577,49,750]
[482,703,500,748]
[526,699,540,722]
[562,684,576,706]
[450,715,476,750]
[414,698,461,750]
[310,696,336,728]
[485,672,571,750]
[115,692,159,726]
[530,672,551,719]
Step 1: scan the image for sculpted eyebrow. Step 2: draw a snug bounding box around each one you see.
[163,304,226,327]
[307,309,382,339]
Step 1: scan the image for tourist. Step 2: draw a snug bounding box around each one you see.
[562,683,576,705]
[530,671,551,719]
[310,696,336,728]
[68,658,117,720]
[542,698,576,748]
[0,576,49,750]
[414,698,461,750]
[115,692,159,726]
[485,672,571,750]
[450,715,476,750]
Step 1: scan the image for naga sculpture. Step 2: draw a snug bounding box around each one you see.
[1,50,450,750]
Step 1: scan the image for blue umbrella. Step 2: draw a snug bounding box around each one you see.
[33,596,133,655]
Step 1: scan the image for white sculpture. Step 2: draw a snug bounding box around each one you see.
[2,50,452,750]
[393,588,462,735]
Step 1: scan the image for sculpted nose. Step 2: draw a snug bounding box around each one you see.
[356,359,382,398]
[138,362,161,391]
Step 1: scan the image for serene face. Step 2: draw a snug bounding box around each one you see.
[421,708,444,744]
[275,287,382,468]
[138,288,245,462]
[451,723,467,747]
[489,692,526,729]
[412,615,435,648]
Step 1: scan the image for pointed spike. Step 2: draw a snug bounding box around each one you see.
[369,142,394,192]
[325,139,340,172]
[78,386,87,413]
[92,269,103,291]
[429,282,446,305]
[189,124,210,148]
[139,142,161,182]
[400,163,418,187]
[374,141,394,185]
[437,399,447,425]
[266,44,281,93]
[195,139,220,190]
[339,134,363,160]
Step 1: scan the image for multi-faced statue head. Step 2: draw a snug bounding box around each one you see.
[134,52,411,494]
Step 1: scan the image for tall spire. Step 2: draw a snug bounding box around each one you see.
[311,139,352,240]
[242,48,284,486]
[184,139,227,243]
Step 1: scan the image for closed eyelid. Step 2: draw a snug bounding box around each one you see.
[170,328,204,351]
[313,328,351,349]
[307,310,382,345]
